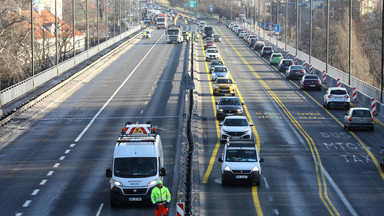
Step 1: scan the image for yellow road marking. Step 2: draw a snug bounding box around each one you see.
[217,26,339,216]
[199,34,264,216]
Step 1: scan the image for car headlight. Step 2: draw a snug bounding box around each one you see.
[147,179,158,187]
[237,109,243,112]
[252,166,259,172]
[244,129,251,133]
[213,84,218,88]
[113,180,123,187]
[224,166,231,171]
[218,109,224,112]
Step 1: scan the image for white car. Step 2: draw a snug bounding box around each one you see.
[219,116,253,142]
[211,65,229,81]
[323,87,350,109]
[218,140,264,186]
[205,48,220,62]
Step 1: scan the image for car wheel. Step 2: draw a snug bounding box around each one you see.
[221,176,229,186]
[206,58,208,61]
[345,104,350,110]
[255,179,261,186]
[346,126,351,131]
[370,127,375,132]
[326,103,330,109]
[232,93,235,96]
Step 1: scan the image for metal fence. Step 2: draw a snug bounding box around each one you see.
[0,25,140,107]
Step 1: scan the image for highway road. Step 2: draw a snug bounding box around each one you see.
[196,22,384,216]
[0,26,189,216]
[1,19,384,216]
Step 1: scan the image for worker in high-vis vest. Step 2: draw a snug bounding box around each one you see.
[150,180,171,216]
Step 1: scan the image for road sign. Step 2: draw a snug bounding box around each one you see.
[184,3,187,7]
[189,0,196,8]
[268,21,273,26]
[210,4,213,12]
[274,25,280,34]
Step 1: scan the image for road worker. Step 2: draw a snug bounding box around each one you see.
[150,180,171,216]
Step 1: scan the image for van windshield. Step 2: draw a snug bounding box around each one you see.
[226,150,257,162]
[114,157,157,178]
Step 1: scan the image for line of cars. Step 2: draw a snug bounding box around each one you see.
[204,36,263,186]
[225,22,376,132]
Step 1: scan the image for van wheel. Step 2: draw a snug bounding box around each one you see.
[221,177,229,186]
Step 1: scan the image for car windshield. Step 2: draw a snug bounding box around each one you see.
[215,67,227,72]
[305,75,318,80]
[330,89,347,95]
[283,60,293,66]
[167,30,179,35]
[220,98,241,105]
[114,157,157,178]
[211,61,223,65]
[290,66,304,70]
[273,54,282,57]
[208,49,218,53]
[225,150,257,162]
[216,79,232,84]
[206,40,214,44]
[352,110,371,117]
[223,118,248,126]
[264,47,272,50]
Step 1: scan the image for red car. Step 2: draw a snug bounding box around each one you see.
[204,40,215,49]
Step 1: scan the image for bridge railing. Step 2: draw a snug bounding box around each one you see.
[0,25,141,107]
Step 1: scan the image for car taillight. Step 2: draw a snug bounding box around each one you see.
[317,81,321,85]
[271,58,273,59]
[301,70,305,73]
[328,95,333,98]
[349,117,352,122]
[290,70,294,73]
[371,117,374,122]
[345,95,350,98]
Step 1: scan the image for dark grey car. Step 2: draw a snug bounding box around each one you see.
[216,97,244,120]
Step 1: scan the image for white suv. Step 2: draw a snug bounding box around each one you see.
[323,87,350,109]
[219,116,253,142]
[218,140,264,186]
[205,48,220,62]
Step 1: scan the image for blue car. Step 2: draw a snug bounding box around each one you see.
[278,59,294,72]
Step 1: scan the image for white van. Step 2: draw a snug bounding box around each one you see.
[106,122,166,207]
[218,139,264,186]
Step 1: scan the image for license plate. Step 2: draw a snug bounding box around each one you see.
[310,85,315,87]
[226,113,234,116]
[129,197,142,201]
[236,175,248,179]
[295,72,301,74]
[231,136,241,139]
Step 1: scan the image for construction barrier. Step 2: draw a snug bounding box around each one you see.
[371,98,377,115]
[177,202,185,216]
[294,55,297,64]
[322,70,327,83]
[352,87,357,102]
[310,65,313,74]
[337,78,341,87]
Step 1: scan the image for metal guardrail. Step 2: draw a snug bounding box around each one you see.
[0,25,141,107]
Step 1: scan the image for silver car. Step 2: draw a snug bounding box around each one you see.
[211,66,229,81]
[343,108,374,131]
[219,116,254,143]
[323,87,350,109]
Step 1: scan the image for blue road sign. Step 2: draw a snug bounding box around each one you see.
[210,4,213,12]
[275,25,280,34]
[268,21,273,26]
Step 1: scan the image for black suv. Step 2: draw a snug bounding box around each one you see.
[216,97,244,120]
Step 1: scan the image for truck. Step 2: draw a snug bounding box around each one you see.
[105,122,167,207]
[166,25,183,43]
[156,14,168,29]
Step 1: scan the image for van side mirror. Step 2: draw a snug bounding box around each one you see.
[241,103,244,105]
[160,167,167,176]
[218,157,223,162]
[250,123,254,126]
[215,102,218,105]
[106,169,112,178]
[259,158,264,163]
[218,123,223,126]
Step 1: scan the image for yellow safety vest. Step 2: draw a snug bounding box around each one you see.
[150,186,171,204]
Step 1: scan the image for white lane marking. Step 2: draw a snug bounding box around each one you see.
[268,195,274,202]
[40,179,47,185]
[15,213,22,216]
[148,93,151,96]
[319,163,359,216]
[263,177,270,190]
[152,86,154,90]
[31,189,39,196]
[22,200,31,207]
[64,149,70,154]
[59,156,65,160]
[70,144,76,148]
[73,34,164,143]
[96,203,104,216]
[272,209,279,215]
[145,101,148,105]
[53,163,60,168]
[140,110,144,114]
[47,171,54,176]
